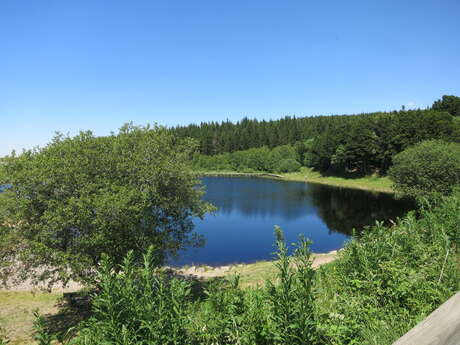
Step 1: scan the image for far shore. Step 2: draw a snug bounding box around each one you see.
[200,167,394,194]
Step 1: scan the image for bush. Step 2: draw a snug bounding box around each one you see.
[0,325,9,345]
[192,145,302,173]
[275,159,301,173]
[75,247,192,345]
[388,140,460,199]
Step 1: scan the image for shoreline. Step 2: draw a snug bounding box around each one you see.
[200,168,394,194]
[174,250,338,286]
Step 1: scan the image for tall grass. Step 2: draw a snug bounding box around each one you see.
[75,247,191,345]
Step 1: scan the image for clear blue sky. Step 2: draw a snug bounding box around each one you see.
[1,0,459,156]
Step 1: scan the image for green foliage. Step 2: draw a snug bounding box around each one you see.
[192,144,301,174]
[389,140,460,199]
[274,159,301,173]
[71,228,317,345]
[0,124,212,287]
[67,191,460,344]
[174,104,460,176]
[32,310,56,345]
[191,276,271,345]
[299,139,315,167]
[191,109,460,177]
[432,95,460,117]
[314,191,460,344]
[309,110,458,175]
[266,227,316,344]
[75,247,191,345]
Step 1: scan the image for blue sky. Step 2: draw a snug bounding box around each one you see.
[1,0,459,156]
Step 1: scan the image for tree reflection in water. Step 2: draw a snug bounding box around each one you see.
[203,177,413,236]
[171,176,414,266]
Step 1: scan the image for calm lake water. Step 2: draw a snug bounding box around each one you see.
[171,176,414,267]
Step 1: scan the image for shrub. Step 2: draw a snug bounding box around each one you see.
[388,140,460,199]
[275,159,301,173]
[75,247,192,345]
[32,310,56,345]
[0,325,9,345]
[266,226,316,344]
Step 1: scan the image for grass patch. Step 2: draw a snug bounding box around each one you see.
[179,251,338,288]
[284,167,394,193]
[0,290,90,345]
[0,291,61,345]
[226,261,277,287]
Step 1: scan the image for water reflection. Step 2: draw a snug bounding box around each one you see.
[171,176,413,266]
[203,177,317,219]
[308,184,414,235]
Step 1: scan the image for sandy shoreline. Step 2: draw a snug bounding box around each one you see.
[1,250,338,292]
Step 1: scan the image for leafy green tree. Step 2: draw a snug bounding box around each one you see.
[343,120,380,175]
[275,159,301,173]
[302,139,315,167]
[432,95,460,117]
[0,124,212,287]
[330,144,347,172]
[388,140,460,198]
[309,128,343,172]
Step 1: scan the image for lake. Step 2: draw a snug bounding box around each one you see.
[171,176,414,266]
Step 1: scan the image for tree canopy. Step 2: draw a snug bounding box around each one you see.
[432,95,460,117]
[0,124,212,287]
[186,106,460,176]
[170,95,460,178]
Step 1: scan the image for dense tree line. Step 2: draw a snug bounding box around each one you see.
[173,95,460,175]
[192,144,301,173]
[432,95,460,117]
[307,109,459,175]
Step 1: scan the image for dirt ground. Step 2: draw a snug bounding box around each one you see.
[175,250,338,285]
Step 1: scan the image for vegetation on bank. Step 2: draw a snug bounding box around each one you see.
[389,140,460,198]
[189,107,460,177]
[201,167,394,193]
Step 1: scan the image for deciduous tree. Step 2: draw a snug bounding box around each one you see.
[0,124,213,287]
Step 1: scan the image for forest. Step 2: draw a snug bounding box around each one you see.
[175,95,460,175]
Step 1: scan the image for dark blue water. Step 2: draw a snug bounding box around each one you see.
[171,176,414,266]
